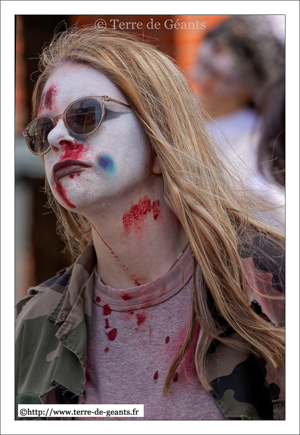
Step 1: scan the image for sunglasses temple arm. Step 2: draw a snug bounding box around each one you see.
[105,96,130,108]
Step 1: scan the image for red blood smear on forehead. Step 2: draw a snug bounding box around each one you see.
[54,181,76,209]
[153,370,158,380]
[165,336,170,344]
[44,85,57,110]
[103,304,112,316]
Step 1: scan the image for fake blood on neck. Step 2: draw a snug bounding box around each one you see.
[122,196,161,233]
[91,223,141,286]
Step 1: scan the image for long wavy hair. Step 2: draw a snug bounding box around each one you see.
[31,26,284,393]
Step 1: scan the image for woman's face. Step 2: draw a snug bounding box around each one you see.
[41,62,155,214]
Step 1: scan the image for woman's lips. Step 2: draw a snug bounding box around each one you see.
[53,160,91,181]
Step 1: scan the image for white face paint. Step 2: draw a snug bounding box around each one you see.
[41,62,154,214]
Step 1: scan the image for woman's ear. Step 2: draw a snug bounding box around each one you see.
[152,154,162,175]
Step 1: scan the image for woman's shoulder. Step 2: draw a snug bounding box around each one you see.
[238,228,285,328]
[238,228,285,281]
[15,266,72,326]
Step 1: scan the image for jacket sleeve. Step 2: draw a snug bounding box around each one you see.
[238,230,285,419]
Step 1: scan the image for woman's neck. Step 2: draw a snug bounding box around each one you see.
[89,191,188,289]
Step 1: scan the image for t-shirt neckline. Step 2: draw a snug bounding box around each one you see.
[93,246,194,312]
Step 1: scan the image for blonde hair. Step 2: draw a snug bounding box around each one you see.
[31,26,284,393]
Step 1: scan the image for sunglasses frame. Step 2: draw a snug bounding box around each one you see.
[22,95,131,156]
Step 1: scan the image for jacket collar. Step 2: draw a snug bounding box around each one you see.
[48,241,96,334]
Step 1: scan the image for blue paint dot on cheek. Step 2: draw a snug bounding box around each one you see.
[98,154,115,174]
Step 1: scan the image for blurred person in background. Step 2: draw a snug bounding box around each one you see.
[249,73,285,230]
[16,26,285,420]
[191,15,285,229]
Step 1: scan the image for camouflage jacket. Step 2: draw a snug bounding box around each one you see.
[16,230,285,420]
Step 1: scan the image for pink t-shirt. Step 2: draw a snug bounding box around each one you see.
[78,247,225,420]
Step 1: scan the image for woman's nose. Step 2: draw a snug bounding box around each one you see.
[47,119,76,153]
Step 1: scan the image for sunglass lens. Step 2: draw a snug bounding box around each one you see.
[27,117,54,154]
[66,98,102,135]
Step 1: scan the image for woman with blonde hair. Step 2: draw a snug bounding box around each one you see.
[16,26,285,420]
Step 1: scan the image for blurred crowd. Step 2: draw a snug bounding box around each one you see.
[191,15,285,230]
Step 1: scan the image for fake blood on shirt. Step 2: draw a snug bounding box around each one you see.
[76,245,225,420]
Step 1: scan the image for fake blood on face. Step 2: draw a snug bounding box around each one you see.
[69,173,81,179]
[153,370,158,380]
[39,85,57,114]
[122,196,161,233]
[60,141,85,161]
[54,181,76,209]
[44,85,57,110]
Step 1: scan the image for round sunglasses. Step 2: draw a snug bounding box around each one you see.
[23,96,131,156]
